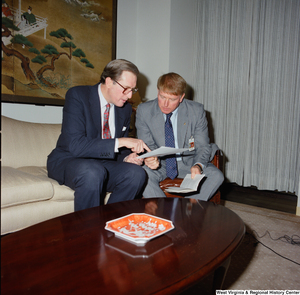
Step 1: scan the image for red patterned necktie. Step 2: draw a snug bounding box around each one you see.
[103,103,111,139]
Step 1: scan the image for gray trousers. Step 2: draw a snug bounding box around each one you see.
[142,160,224,201]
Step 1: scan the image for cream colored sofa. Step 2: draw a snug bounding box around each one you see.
[1,116,75,235]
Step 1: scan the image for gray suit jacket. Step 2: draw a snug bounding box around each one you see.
[136,98,212,169]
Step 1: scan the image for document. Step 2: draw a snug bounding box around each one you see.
[165,174,205,194]
[137,146,189,159]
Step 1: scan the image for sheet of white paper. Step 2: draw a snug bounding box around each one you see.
[165,174,205,194]
[165,187,197,193]
[137,146,189,159]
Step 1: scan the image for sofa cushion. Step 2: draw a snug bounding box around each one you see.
[1,116,61,168]
[17,166,75,201]
[1,200,74,235]
[1,166,54,208]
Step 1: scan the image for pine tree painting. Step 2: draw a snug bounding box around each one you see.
[2,0,115,104]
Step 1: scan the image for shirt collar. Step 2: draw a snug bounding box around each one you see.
[163,106,179,120]
[98,84,112,109]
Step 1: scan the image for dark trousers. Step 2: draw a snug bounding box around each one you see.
[64,158,147,211]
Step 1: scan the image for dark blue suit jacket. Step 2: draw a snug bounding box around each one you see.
[47,84,132,184]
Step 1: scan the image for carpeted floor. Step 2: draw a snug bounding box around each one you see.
[182,201,300,294]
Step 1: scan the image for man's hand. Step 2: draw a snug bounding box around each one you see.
[191,164,203,179]
[124,153,144,165]
[144,156,159,170]
[118,138,151,154]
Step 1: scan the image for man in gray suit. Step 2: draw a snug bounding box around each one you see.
[136,72,224,201]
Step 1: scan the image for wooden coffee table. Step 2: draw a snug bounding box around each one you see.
[1,198,245,294]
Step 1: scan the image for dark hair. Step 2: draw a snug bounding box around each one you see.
[157,72,186,95]
[100,59,139,84]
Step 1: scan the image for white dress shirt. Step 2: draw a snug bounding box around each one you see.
[98,85,119,151]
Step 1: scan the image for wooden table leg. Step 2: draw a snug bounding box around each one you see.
[212,257,231,292]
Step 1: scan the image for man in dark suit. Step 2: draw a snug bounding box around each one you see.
[136,72,224,201]
[47,59,153,211]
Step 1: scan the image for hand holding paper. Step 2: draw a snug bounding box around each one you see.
[137,146,189,159]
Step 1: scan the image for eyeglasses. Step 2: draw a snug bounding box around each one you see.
[113,80,138,95]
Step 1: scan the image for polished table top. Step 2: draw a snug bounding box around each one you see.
[1,198,245,295]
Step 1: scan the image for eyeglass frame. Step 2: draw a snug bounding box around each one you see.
[112,79,138,95]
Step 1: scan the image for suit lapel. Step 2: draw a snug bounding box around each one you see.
[153,100,166,146]
[89,84,101,134]
[114,106,126,138]
[177,100,188,148]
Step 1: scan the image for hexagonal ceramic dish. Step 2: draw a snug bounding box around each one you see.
[105,213,175,245]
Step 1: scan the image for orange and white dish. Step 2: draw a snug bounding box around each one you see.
[105,213,175,245]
